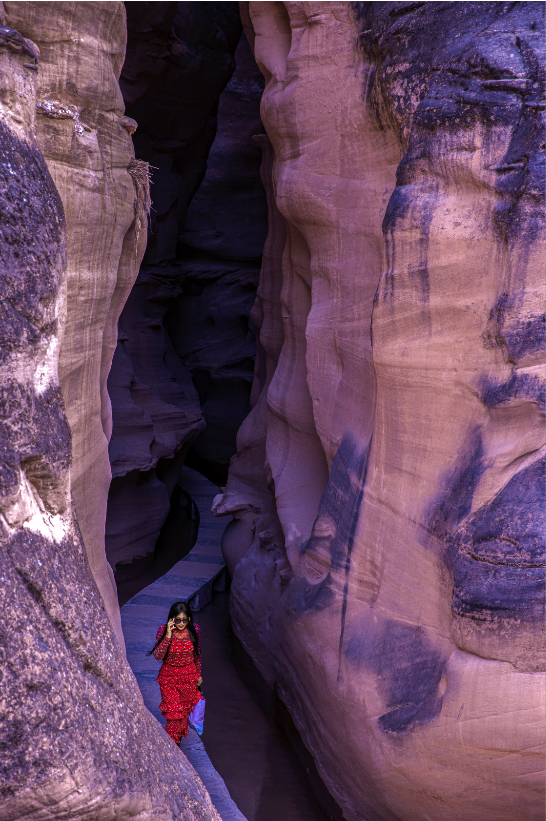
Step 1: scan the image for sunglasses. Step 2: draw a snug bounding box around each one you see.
[174,616,189,624]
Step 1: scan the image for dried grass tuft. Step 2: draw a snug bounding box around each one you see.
[128,158,152,221]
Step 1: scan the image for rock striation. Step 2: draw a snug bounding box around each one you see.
[0,3,222,818]
[3,0,150,647]
[214,3,546,820]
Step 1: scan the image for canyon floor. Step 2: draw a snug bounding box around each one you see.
[122,486,330,821]
[199,589,331,821]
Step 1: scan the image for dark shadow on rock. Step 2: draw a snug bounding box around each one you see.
[184,445,231,488]
[116,483,199,606]
[199,589,341,821]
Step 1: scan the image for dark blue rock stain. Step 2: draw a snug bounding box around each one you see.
[503,313,546,363]
[426,427,485,566]
[344,615,446,736]
[378,184,434,331]
[357,1,545,363]
[287,435,370,665]
[451,458,545,624]
[483,293,546,368]
[480,370,545,410]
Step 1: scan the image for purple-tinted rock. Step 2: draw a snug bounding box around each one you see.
[106,2,243,576]
[214,3,546,821]
[166,32,266,483]
[0,20,220,816]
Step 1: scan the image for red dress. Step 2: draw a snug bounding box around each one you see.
[153,623,202,744]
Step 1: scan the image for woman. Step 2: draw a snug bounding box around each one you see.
[148,600,203,745]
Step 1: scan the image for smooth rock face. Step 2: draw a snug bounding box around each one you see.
[105,2,242,577]
[216,3,546,820]
[0,10,220,818]
[3,0,150,647]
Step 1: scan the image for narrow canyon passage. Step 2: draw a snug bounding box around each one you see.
[1,2,543,820]
[121,472,333,821]
[198,589,331,821]
[107,7,336,816]
[106,3,265,595]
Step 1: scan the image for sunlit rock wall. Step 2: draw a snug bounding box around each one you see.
[214,3,546,820]
[4,0,149,647]
[0,4,221,818]
[105,1,242,578]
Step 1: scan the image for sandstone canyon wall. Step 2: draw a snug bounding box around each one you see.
[168,29,267,486]
[214,3,546,820]
[0,3,221,818]
[3,0,150,647]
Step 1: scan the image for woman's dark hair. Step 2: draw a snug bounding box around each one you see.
[147,600,199,659]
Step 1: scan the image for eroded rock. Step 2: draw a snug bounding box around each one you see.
[0,12,221,818]
[217,3,545,820]
[168,29,266,483]
[4,0,151,647]
[105,2,243,578]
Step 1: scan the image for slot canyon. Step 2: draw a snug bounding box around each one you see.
[0,2,544,821]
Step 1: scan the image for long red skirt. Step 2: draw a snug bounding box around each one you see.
[157,663,201,744]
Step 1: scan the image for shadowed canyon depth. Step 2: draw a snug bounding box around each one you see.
[0,3,544,821]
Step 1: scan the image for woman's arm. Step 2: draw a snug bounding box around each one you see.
[153,625,171,661]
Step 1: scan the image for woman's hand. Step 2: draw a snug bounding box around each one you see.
[197,677,203,687]
[165,619,175,639]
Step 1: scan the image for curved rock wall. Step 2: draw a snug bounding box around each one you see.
[4,0,149,647]
[215,3,546,820]
[0,4,221,818]
[167,29,267,485]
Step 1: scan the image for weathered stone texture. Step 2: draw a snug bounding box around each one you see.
[0,7,221,817]
[215,3,545,820]
[3,0,151,647]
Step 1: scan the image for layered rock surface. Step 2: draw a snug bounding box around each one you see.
[0,3,222,818]
[3,0,149,647]
[215,3,546,820]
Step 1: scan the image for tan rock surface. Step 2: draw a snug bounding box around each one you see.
[216,3,545,820]
[0,8,222,818]
[4,0,148,647]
